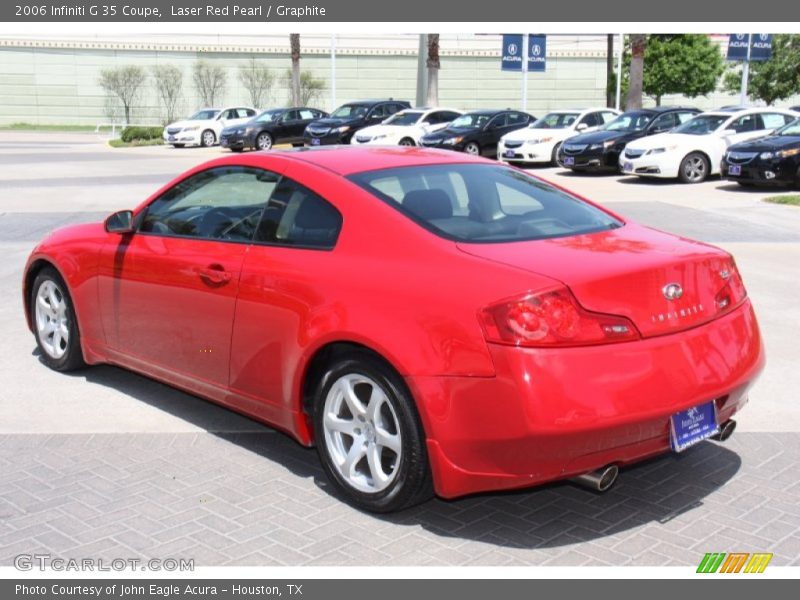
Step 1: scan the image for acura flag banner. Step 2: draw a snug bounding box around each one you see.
[727,33,773,61]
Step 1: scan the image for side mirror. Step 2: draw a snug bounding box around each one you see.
[723,128,738,136]
[576,123,588,132]
[105,210,134,234]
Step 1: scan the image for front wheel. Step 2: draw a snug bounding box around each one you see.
[679,152,709,183]
[256,132,273,150]
[200,129,216,147]
[551,142,562,166]
[464,141,480,155]
[313,353,432,512]
[31,268,86,372]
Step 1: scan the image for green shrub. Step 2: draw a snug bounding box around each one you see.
[120,126,163,143]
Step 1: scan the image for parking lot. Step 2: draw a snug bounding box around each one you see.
[1,131,799,567]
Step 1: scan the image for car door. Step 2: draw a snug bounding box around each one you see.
[228,173,344,422]
[97,165,280,392]
[296,109,319,140]
[577,111,603,133]
[276,109,300,142]
[366,104,387,127]
[482,114,507,155]
[647,112,678,135]
[723,113,762,145]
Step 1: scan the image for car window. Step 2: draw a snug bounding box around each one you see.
[387,104,405,114]
[254,177,343,249]
[330,104,368,119]
[140,166,279,242]
[256,110,283,123]
[731,114,758,133]
[283,110,299,121]
[488,115,508,129]
[580,113,601,127]
[350,164,621,243]
[650,113,677,132]
[246,109,256,117]
[531,113,579,129]
[604,112,654,132]
[601,111,618,123]
[507,112,528,126]
[298,109,316,120]
[451,114,491,129]
[369,105,387,119]
[223,109,239,120]
[676,111,697,124]
[760,113,793,129]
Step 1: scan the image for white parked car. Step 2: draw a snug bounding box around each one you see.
[163,107,258,148]
[498,107,620,165]
[620,107,799,183]
[350,107,463,146]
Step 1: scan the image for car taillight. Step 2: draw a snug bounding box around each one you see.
[479,287,640,348]
[715,258,747,315]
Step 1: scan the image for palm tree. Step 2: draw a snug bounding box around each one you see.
[290,34,301,106]
[627,34,647,110]
[426,34,440,106]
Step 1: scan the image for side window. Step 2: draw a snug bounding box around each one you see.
[601,111,618,123]
[298,109,316,120]
[387,103,404,115]
[245,108,257,117]
[650,113,677,132]
[283,110,299,121]
[441,111,461,122]
[488,115,507,129]
[761,113,791,129]
[507,112,527,126]
[677,111,696,124]
[580,113,600,128]
[731,114,758,133]
[224,109,238,120]
[140,167,279,242]
[255,178,343,249]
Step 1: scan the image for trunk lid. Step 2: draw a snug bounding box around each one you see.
[457,223,732,338]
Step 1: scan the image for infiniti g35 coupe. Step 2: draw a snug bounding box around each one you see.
[23,147,764,512]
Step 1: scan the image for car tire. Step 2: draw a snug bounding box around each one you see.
[399,137,416,147]
[200,129,216,147]
[551,142,562,166]
[171,144,185,148]
[679,152,709,184]
[30,267,86,372]
[292,143,304,148]
[230,147,244,153]
[256,132,273,151]
[313,352,433,513]
[464,141,480,155]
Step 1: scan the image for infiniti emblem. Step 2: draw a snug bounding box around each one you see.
[662,283,684,301]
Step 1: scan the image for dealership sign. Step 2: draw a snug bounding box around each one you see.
[727,34,773,61]
[501,34,547,71]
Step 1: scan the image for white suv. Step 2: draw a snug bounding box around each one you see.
[163,107,257,148]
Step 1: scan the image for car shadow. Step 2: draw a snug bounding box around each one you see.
[715,182,791,194]
[45,355,742,550]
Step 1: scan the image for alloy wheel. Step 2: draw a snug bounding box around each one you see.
[35,280,69,360]
[683,155,707,182]
[464,142,480,155]
[322,373,402,494]
[202,130,216,147]
[257,133,273,150]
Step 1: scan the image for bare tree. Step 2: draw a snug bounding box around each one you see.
[239,58,274,109]
[289,34,301,106]
[425,34,440,106]
[97,65,147,124]
[193,60,227,106]
[626,34,648,110]
[151,64,183,125]
[282,70,325,106]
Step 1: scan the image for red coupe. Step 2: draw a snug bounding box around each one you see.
[23,147,764,512]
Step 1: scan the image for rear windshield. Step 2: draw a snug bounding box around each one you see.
[349,164,621,243]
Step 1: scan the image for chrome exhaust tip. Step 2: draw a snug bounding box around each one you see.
[712,419,737,442]
[570,465,619,492]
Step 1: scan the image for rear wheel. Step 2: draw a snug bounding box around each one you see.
[31,268,86,372]
[256,132,273,150]
[200,129,216,147]
[313,352,432,512]
[464,141,480,155]
[679,152,709,183]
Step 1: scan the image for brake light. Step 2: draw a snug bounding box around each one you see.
[479,287,640,347]
[715,258,747,315]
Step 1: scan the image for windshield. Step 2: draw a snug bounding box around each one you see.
[530,113,580,129]
[188,110,220,121]
[349,164,621,243]
[331,104,368,119]
[384,111,423,126]
[775,118,800,136]
[255,109,283,123]
[673,114,728,135]
[604,112,653,132]
[450,114,491,129]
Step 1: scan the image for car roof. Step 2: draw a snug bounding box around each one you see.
[250,146,489,176]
[340,99,409,106]
[465,109,513,116]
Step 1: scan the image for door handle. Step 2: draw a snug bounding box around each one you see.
[198,264,232,285]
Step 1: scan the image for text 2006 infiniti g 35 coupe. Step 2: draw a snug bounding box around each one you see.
[23,147,764,512]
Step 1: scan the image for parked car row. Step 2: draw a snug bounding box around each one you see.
[164,101,800,188]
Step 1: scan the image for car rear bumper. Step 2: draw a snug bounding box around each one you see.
[408,299,764,499]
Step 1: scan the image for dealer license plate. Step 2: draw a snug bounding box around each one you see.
[623,161,633,172]
[168,136,176,142]
[503,150,516,158]
[670,400,719,452]
[728,165,742,176]
[311,138,321,146]
[563,156,575,166]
